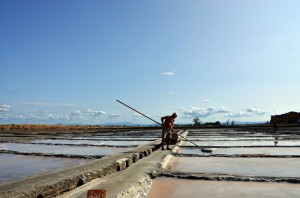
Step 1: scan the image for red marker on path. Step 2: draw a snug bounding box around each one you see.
[87,189,106,198]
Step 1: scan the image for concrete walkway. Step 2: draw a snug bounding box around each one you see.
[60,147,172,198]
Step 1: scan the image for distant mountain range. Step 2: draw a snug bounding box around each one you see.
[234,121,267,125]
[98,121,267,126]
[99,122,159,126]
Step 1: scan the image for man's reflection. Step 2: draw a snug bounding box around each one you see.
[274,136,278,146]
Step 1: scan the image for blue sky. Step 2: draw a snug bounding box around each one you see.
[1,0,299,125]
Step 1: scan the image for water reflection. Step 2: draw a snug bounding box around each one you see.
[274,137,279,146]
[167,157,300,177]
[274,131,279,146]
[181,140,300,147]
[0,153,87,184]
[0,143,132,156]
[31,139,151,146]
[176,147,300,156]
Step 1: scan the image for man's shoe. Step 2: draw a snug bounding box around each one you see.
[166,147,171,150]
[161,148,165,150]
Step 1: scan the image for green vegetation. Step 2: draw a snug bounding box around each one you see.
[193,117,201,126]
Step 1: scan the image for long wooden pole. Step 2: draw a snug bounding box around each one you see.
[116,100,161,126]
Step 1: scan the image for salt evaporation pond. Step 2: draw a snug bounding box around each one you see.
[88,130,161,137]
[153,128,300,197]
[167,157,300,177]
[0,153,87,184]
[0,129,161,187]
[71,137,157,141]
[176,147,300,156]
[0,143,132,156]
[147,177,300,198]
[187,132,290,137]
[186,137,275,141]
[181,140,300,147]
[187,131,252,135]
[31,139,151,146]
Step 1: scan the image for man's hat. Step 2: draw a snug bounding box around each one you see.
[172,113,177,118]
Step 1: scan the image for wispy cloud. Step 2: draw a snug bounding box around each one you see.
[134,112,142,117]
[109,113,122,119]
[93,111,107,118]
[70,109,107,119]
[228,112,250,118]
[0,104,10,113]
[169,92,175,95]
[69,110,82,119]
[161,72,175,76]
[19,102,78,106]
[228,108,270,118]
[0,105,113,124]
[180,106,231,118]
[81,108,94,113]
[246,108,269,115]
[202,99,210,103]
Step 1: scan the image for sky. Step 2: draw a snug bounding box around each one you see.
[1,0,300,125]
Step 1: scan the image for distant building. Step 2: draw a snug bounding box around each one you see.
[270,111,300,124]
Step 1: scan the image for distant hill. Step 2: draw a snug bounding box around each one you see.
[233,121,266,125]
[99,121,267,127]
[99,122,159,127]
[65,120,268,127]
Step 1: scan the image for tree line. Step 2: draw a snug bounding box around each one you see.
[191,117,235,126]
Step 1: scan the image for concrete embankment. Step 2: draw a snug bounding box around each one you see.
[60,146,174,198]
[0,139,173,198]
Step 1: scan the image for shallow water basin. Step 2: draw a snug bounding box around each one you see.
[188,131,252,135]
[31,139,151,146]
[186,137,275,141]
[0,153,87,184]
[146,177,300,198]
[167,157,300,177]
[176,147,300,156]
[0,143,132,156]
[181,140,300,147]
[71,137,157,141]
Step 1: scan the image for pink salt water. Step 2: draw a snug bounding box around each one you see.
[167,157,300,177]
[181,140,300,147]
[31,139,151,146]
[0,153,88,184]
[177,147,300,156]
[147,177,300,198]
[0,143,132,156]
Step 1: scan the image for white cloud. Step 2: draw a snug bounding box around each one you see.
[94,111,107,118]
[0,104,10,113]
[215,106,231,113]
[19,102,77,106]
[169,92,175,95]
[69,108,107,118]
[69,110,82,118]
[134,112,142,117]
[246,108,259,113]
[81,108,94,113]
[181,106,231,118]
[246,108,269,115]
[161,72,175,76]
[0,104,112,124]
[202,99,210,103]
[228,112,250,118]
[109,113,122,119]
[228,108,270,118]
